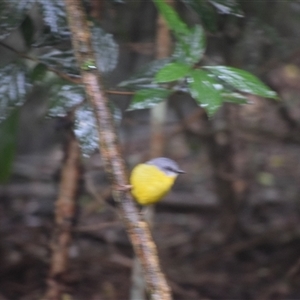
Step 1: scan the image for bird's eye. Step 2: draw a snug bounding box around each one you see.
[165,167,174,172]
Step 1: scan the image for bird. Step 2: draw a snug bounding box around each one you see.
[130,157,185,205]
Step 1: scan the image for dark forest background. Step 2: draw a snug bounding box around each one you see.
[1,0,300,299]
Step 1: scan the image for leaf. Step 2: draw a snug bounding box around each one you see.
[188,69,222,115]
[48,81,85,117]
[0,0,31,40]
[222,92,248,104]
[205,66,278,99]
[30,63,48,82]
[154,0,206,66]
[153,0,191,38]
[0,109,19,183]
[181,0,217,32]
[91,24,119,73]
[74,103,98,156]
[155,62,191,83]
[118,58,172,89]
[128,88,171,110]
[208,0,243,17]
[74,102,121,156]
[173,25,206,66]
[181,0,243,30]
[20,15,34,47]
[38,0,70,39]
[0,62,31,121]
[38,49,79,75]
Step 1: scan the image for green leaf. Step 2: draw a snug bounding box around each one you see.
[173,25,206,66]
[0,109,19,183]
[74,102,121,156]
[118,58,172,89]
[48,81,85,117]
[222,92,248,104]
[0,0,31,40]
[153,0,191,38]
[74,103,98,156]
[30,63,48,82]
[38,49,79,75]
[128,88,171,110]
[208,0,243,17]
[91,24,119,73]
[0,62,31,121]
[205,66,278,99]
[188,69,222,115]
[38,0,70,39]
[155,62,191,83]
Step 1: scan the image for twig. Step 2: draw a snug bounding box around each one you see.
[0,41,134,96]
[0,41,81,84]
[43,113,81,300]
[106,90,134,95]
[63,1,172,299]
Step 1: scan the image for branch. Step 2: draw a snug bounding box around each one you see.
[44,113,81,300]
[0,41,81,84]
[0,41,133,96]
[63,0,172,299]
[130,3,174,298]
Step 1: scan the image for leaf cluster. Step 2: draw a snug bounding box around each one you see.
[0,0,278,182]
[119,0,277,116]
[0,0,120,180]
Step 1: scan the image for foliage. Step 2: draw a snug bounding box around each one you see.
[0,0,278,180]
[188,69,222,115]
[181,0,243,32]
[129,88,171,110]
[120,0,277,116]
[204,66,277,99]
[155,62,191,83]
[38,0,70,39]
[0,62,31,121]
[119,58,172,90]
[74,100,121,155]
[0,0,32,39]
[92,25,119,73]
[0,0,120,180]
[173,25,206,66]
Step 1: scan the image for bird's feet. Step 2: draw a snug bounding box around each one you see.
[115,184,132,192]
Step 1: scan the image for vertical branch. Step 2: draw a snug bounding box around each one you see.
[150,0,173,158]
[63,1,172,299]
[130,4,173,299]
[44,115,81,300]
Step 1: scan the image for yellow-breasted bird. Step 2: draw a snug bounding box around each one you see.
[130,157,185,205]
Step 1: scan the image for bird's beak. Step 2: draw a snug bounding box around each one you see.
[177,169,185,174]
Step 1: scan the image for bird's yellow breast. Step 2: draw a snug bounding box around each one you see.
[130,163,176,205]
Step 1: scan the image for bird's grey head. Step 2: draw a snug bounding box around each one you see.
[146,157,185,177]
